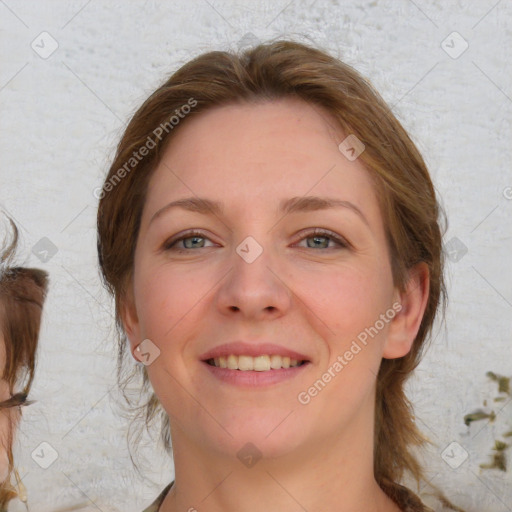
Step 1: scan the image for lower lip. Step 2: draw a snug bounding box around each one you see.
[202,361,310,387]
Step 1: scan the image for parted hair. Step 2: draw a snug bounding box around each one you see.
[96,39,459,510]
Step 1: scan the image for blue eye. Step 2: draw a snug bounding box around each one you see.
[295,228,349,250]
[163,228,349,252]
[163,230,214,251]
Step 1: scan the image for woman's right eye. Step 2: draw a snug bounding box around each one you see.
[163,230,215,252]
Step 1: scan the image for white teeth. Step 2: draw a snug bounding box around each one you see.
[210,355,303,371]
[253,355,270,371]
[238,355,254,371]
[227,355,238,370]
[270,355,282,369]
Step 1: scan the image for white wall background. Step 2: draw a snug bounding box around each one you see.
[1,1,511,510]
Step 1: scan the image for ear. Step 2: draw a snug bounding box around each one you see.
[383,262,430,359]
[119,281,142,360]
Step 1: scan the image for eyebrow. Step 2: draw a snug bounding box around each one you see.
[149,195,370,227]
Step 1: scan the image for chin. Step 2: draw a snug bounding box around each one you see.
[205,411,310,462]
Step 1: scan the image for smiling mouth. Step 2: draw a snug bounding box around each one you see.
[205,355,308,371]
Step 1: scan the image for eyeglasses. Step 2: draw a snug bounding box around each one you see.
[0,393,33,410]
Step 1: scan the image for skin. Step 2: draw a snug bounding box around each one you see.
[121,97,429,512]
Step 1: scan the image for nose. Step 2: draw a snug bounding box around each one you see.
[215,236,292,321]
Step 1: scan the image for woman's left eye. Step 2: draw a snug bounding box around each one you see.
[163,228,349,252]
[294,228,349,250]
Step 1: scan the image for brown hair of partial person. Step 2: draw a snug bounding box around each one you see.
[0,215,49,508]
[96,39,461,510]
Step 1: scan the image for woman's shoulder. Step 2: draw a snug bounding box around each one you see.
[142,481,174,512]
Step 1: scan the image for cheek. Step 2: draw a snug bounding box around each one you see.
[304,261,393,340]
[304,263,393,413]
[298,267,391,407]
[290,264,393,430]
[134,261,209,343]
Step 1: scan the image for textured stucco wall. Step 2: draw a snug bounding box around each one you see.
[1,1,511,510]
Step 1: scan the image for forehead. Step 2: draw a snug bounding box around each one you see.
[142,97,381,228]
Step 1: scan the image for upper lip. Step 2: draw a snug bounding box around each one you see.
[199,341,310,362]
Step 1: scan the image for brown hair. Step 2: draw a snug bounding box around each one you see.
[0,215,49,507]
[97,39,453,508]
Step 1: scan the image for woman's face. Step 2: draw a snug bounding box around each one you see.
[122,97,423,461]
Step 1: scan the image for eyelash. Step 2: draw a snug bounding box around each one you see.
[163,228,350,253]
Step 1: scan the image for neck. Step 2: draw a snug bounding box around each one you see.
[159,404,400,512]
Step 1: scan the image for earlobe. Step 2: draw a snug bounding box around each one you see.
[119,283,141,358]
[382,262,430,359]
